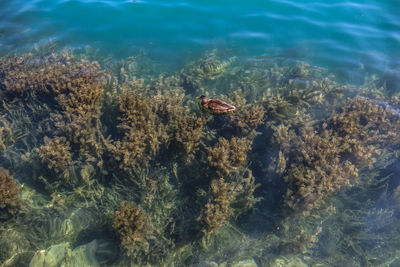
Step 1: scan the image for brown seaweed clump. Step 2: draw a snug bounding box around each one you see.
[0,119,12,152]
[201,136,260,238]
[275,125,360,211]
[110,83,207,172]
[207,137,252,178]
[329,97,400,160]
[262,95,294,123]
[0,52,105,159]
[112,201,153,258]
[199,178,235,236]
[35,136,72,174]
[231,103,264,137]
[229,92,265,137]
[199,172,260,240]
[275,97,400,212]
[51,59,105,164]
[173,113,208,161]
[0,168,20,218]
[110,88,172,172]
[1,52,106,187]
[0,53,103,96]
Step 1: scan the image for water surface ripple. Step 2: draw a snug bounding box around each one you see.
[0,0,399,73]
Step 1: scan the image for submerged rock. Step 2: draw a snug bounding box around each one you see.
[61,240,100,267]
[269,255,308,267]
[231,258,258,267]
[29,240,101,267]
[201,258,258,267]
[201,261,219,267]
[29,242,70,267]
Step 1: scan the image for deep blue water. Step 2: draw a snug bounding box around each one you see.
[1,0,400,74]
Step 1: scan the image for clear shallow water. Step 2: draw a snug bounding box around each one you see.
[2,1,400,267]
[1,0,400,74]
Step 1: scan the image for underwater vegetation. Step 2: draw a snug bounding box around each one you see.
[0,119,12,152]
[207,137,252,178]
[199,178,235,236]
[1,47,400,267]
[109,82,208,172]
[36,137,72,174]
[112,201,153,258]
[0,168,20,219]
[273,96,400,212]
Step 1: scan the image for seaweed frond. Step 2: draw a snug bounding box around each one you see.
[0,168,20,218]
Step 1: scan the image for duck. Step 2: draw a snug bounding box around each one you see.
[196,95,236,115]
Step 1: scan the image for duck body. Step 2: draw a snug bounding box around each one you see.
[196,95,236,115]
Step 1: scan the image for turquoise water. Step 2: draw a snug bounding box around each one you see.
[1,0,400,73]
[2,1,400,267]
